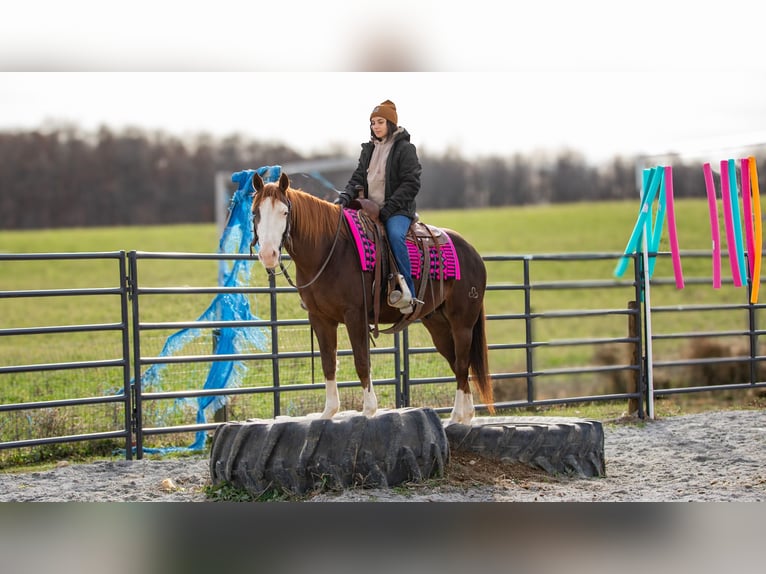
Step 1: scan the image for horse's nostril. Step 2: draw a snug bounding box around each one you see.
[258,249,279,268]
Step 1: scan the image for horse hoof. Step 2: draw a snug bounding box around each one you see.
[445,413,473,426]
[444,416,463,427]
[319,409,338,419]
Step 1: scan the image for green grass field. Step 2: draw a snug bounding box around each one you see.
[0,197,728,257]
[1,199,764,462]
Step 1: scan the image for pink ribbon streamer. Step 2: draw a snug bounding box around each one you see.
[663,166,684,289]
[720,160,743,286]
[703,163,722,288]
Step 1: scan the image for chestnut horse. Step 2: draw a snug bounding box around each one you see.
[251,172,494,424]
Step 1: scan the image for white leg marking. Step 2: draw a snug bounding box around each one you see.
[463,390,475,422]
[446,389,475,425]
[320,378,340,419]
[362,383,378,417]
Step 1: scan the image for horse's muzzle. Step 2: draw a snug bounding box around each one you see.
[257,248,280,270]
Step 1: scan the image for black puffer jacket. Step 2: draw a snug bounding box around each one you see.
[343,128,422,222]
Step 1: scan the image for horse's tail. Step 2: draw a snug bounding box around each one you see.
[469,305,495,415]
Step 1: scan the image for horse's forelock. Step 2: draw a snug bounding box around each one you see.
[252,181,285,210]
[261,181,284,200]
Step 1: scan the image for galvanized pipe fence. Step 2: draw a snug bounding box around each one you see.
[1,249,765,460]
[0,252,133,456]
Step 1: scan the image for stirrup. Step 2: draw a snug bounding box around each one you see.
[399,297,424,315]
[388,289,411,308]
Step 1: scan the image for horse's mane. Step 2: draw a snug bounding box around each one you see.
[258,182,348,247]
[287,187,350,245]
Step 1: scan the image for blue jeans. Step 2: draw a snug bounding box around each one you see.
[385,214,415,296]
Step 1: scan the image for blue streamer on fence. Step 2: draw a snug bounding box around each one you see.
[121,166,281,455]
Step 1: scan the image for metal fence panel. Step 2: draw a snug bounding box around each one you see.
[3,249,766,461]
[0,252,133,459]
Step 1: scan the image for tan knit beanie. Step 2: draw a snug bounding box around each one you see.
[370,99,398,125]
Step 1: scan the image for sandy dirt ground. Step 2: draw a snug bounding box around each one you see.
[1,409,764,502]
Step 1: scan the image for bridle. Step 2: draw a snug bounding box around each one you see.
[250,194,346,290]
[249,197,292,257]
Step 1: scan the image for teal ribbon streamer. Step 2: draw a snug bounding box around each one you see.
[648,170,667,277]
[727,158,747,285]
[614,166,664,278]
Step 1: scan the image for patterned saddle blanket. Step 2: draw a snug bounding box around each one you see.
[343,208,461,280]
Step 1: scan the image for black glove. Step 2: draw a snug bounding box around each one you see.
[334,193,351,207]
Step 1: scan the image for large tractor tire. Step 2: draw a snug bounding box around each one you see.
[210,407,449,496]
[445,416,605,478]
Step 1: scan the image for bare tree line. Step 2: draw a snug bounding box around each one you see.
[1,124,762,230]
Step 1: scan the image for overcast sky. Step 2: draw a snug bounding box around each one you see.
[2,1,765,165]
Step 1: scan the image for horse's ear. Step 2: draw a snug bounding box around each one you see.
[252,173,264,193]
[279,172,290,191]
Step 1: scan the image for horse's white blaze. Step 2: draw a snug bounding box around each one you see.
[362,384,377,417]
[320,378,340,419]
[255,198,288,269]
[447,389,475,425]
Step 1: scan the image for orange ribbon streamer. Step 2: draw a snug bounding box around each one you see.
[749,157,762,303]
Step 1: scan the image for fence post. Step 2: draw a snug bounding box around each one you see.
[628,300,640,415]
[523,257,535,405]
[398,330,408,408]
[211,328,229,423]
[128,251,143,459]
[268,272,281,417]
